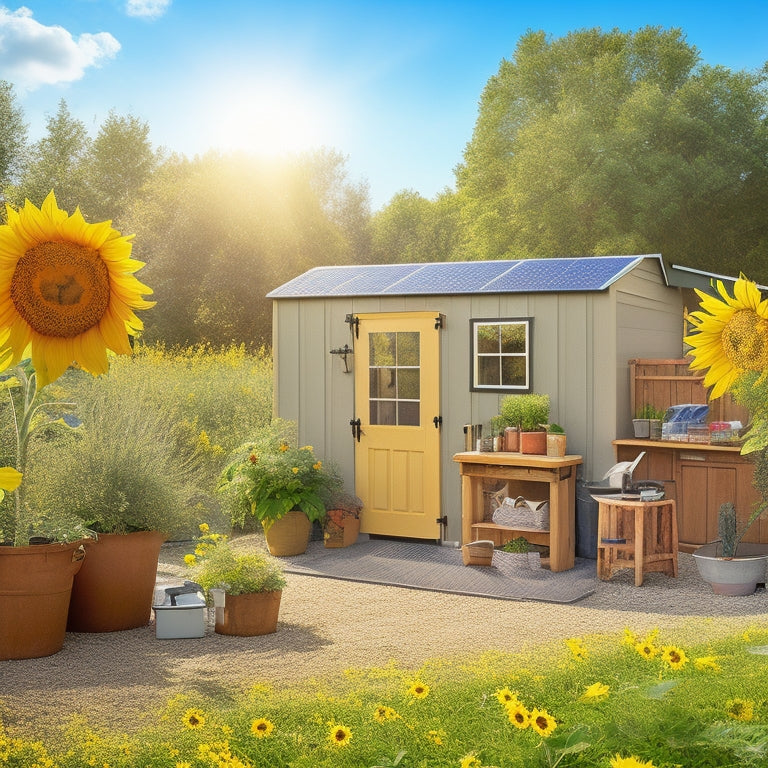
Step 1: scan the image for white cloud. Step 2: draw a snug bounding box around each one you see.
[125,0,171,19]
[0,6,120,91]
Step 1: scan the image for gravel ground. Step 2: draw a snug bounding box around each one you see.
[2,535,767,737]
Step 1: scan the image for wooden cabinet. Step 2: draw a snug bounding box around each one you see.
[614,440,762,551]
[453,452,582,572]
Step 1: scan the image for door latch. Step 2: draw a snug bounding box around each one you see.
[350,418,362,441]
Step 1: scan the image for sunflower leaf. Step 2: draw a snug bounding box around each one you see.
[644,679,680,699]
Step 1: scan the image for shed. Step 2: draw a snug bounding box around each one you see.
[267,254,721,544]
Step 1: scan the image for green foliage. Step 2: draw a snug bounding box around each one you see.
[517,393,551,431]
[189,537,286,596]
[218,424,341,530]
[636,404,666,420]
[11,625,768,767]
[0,80,27,190]
[455,27,768,279]
[499,394,524,429]
[502,536,530,553]
[718,501,739,557]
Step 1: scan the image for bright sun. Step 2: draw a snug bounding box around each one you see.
[203,77,338,156]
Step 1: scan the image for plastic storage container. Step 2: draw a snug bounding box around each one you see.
[153,581,207,639]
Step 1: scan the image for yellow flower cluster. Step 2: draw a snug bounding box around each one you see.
[495,689,557,736]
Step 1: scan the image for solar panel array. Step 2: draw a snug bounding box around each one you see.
[267,255,659,298]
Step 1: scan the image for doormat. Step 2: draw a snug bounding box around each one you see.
[278,538,596,604]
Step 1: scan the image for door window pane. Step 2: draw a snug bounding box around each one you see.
[369,331,421,426]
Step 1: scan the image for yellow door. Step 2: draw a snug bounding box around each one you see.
[353,312,441,540]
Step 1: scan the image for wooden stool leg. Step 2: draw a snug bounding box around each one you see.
[634,506,645,587]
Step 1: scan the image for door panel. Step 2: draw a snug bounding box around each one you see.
[354,312,440,539]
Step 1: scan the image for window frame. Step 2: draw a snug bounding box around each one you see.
[469,317,533,393]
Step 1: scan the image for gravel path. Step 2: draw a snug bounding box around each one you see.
[2,536,767,737]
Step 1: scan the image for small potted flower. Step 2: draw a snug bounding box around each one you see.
[186,527,286,636]
[323,490,363,548]
[218,426,340,556]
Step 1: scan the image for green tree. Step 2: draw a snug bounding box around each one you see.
[456,27,768,279]
[372,189,461,263]
[82,110,159,224]
[9,99,91,212]
[126,150,370,347]
[0,81,28,202]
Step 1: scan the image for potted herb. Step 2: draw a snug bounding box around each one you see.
[633,404,665,440]
[546,423,567,458]
[495,536,541,571]
[499,395,524,451]
[218,426,340,556]
[0,193,154,658]
[324,490,363,548]
[685,275,768,595]
[187,531,286,636]
[517,394,550,455]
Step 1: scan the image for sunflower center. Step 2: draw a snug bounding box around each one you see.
[10,241,110,338]
[722,310,768,371]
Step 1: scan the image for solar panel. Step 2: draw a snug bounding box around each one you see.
[384,261,514,294]
[268,256,655,298]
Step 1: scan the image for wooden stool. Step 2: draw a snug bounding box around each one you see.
[596,498,678,586]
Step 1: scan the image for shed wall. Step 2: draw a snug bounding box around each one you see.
[271,260,679,543]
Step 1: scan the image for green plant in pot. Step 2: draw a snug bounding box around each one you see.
[685,275,768,594]
[516,393,550,455]
[187,528,287,636]
[218,422,340,555]
[0,191,155,657]
[545,423,567,458]
[499,395,524,451]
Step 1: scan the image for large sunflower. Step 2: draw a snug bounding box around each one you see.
[684,277,768,399]
[0,191,154,386]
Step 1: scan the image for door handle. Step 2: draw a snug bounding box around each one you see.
[350,418,362,441]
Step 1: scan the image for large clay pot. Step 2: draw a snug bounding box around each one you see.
[67,531,166,632]
[0,540,86,660]
[263,510,311,556]
[215,590,282,636]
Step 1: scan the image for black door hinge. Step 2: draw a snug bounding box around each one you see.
[346,314,360,338]
[434,314,444,330]
[350,417,362,441]
[436,515,448,527]
[433,415,442,429]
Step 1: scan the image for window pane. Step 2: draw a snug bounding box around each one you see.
[397,332,420,366]
[398,368,420,400]
[477,357,500,386]
[501,356,527,387]
[370,333,396,366]
[500,323,526,353]
[476,324,499,354]
[398,401,420,426]
[370,367,396,398]
[370,400,396,425]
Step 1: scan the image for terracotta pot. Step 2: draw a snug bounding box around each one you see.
[324,509,361,548]
[215,590,282,636]
[263,510,311,556]
[67,531,166,632]
[520,430,547,455]
[0,540,86,660]
[546,433,567,458]
[503,427,520,452]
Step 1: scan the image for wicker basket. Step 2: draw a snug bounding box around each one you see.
[491,492,550,530]
[462,539,495,566]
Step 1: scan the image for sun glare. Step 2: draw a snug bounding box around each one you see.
[203,77,338,157]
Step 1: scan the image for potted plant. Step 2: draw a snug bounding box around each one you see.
[633,404,665,440]
[494,536,541,571]
[187,530,286,636]
[0,192,154,657]
[518,394,550,455]
[546,423,567,458]
[323,490,363,548]
[218,426,339,556]
[685,275,768,595]
[499,395,524,452]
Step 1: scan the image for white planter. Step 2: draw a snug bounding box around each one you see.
[692,542,768,596]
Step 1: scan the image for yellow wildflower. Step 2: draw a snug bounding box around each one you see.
[661,645,688,670]
[408,681,430,699]
[694,656,722,672]
[580,682,610,701]
[565,637,588,659]
[726,698,755,721]
[529,707,557,737]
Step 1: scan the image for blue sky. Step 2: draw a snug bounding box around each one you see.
[1,0,767,210]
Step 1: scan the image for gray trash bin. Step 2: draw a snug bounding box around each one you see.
[575,480,602,559]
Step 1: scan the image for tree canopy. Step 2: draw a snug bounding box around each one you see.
[455,27,768,280]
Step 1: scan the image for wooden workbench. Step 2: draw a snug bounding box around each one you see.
[453,452,583,572]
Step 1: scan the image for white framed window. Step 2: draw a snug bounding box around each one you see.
[470,317,532,392]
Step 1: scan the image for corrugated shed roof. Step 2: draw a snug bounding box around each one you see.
[267,254,666,298]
